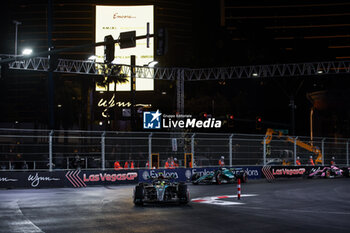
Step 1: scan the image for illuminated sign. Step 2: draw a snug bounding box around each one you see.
[83,172,138,182]
[97,94,131,118]
[95,5,154,91]
[272,168,306,176]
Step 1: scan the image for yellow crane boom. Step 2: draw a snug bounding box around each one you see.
[263,128,322,164]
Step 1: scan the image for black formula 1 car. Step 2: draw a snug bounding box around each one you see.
[133,176,189,206]
[191,167,247,185]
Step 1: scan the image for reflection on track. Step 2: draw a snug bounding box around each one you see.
[191,194,259,205]
[0,179,349,233]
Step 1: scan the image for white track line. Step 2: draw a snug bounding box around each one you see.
[15,201,44,233]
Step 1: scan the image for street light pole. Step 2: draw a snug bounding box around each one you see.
[130,55,136,130]
[289,96,296,136]
[13,20,22,56]
[47,0,54,129]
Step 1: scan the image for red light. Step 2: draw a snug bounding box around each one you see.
[203,113,208,118]
[229,115,234,120]
[257,117,262,122]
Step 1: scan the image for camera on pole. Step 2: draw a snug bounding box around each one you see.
[104,35,115,63]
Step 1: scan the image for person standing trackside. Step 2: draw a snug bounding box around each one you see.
[219,156,225,167]
[114,161,122,170]
[330,156,336,166]
[124,161,129,169]
[165,158,170,169]
[169,157,175,169]
[309,156,315,166]
[174,158,179,168]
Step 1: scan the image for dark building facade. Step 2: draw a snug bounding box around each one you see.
[1,0,350,137]
[0,0,196,130]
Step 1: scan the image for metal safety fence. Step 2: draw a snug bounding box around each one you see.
[0,128,349,171]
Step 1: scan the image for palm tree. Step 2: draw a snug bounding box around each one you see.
[95,64,128,91]
[95,64,129,130]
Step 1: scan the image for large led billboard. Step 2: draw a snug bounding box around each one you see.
[95,5,154,91]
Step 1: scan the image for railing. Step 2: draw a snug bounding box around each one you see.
[0,128,349,171]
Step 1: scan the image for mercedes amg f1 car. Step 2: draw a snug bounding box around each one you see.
[191,167,247,185]
[304,165,350,179]
[133,175,189,206]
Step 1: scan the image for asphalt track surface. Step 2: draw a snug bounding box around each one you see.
[0,178,349,233]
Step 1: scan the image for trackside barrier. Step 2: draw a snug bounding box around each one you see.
[138,166,262,183]
[0,167,260,189]
[1,129,350,172]
[260,165,350,181]
[1,166,348,189]
[0,170,139,189]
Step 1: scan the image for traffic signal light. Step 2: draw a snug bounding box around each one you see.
[228,114,234,127]
[156,27,168,56]
[104,35,115,63]
[256,116,262,130]
[119,31,136,49]
[203,113,208,118]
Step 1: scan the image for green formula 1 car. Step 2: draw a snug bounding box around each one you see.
[191,167,247,185]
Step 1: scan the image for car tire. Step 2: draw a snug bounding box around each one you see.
[191,173,200,184]
[178,184,189,204]
[191,173,200,181]
[325,170,331,179]
[134,185,144,206]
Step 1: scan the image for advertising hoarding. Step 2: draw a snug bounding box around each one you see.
[95,5,154,91]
